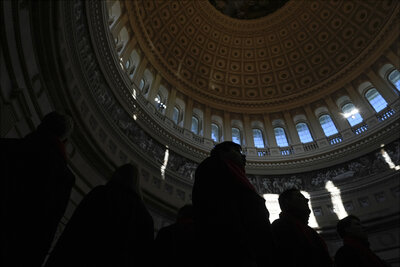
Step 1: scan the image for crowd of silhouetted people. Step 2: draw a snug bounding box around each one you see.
[1,112,391,267]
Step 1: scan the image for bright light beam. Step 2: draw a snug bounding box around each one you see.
[132,88,137,100]
[263,194,280,223]
[325,181,348,220]
[342,108,359,119]
[160,146,169,180]
[301,191,319,228]
[380,148,400,171]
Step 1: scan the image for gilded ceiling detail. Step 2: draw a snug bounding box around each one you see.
[125,0,398,111]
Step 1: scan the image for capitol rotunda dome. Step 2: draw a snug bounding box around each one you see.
[1,0,399,263]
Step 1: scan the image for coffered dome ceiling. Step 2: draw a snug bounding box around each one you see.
[125,0,398,112]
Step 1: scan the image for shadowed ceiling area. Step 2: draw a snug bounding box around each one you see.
[209,0,289,20]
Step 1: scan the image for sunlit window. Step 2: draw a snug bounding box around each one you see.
[155,94,166,111]
[125,59,130,69]
[129,67,136,79]
[127,50,140,80]
[252,129,265,148]
[108,1,121,27]
[139,79,145,90]
[232,127,241,145]
[319,114,338,137]
[172,107,179,124]
[155,94,161,103]
[296,123,313,143]
[211,123,219,142]
[117,27,129,54]
[365,88,388,113]
[191,116,199,134]
[342,103,363,126]
[274,127,289,147]
[388,69,400,91]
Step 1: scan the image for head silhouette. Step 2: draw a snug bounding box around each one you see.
[337,215,367,241]
[177,204,194,222]
[37,111,74,142]
[210,141,246,167]
[278,188,311,224]
[108,164,141,196]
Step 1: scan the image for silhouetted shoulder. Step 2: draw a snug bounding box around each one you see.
[335,245,359,267]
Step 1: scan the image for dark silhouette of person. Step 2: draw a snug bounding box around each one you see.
[335,215,391,267]
[44,164,154,267]
[271,188,333,267]
[192,141,275,267]
[152,204,196,267]
[1,111,75,267]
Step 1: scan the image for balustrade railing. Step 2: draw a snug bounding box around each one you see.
[280,146,293,156]
[377,107,395,122]
[352,123,368,135]
[256,148,271,157]
[303,142,319,151]
[192,134,204,144]
[328,134,343,145]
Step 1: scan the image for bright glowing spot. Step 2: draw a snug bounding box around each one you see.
[132,88,137,100]
[343,108,359,118]
[301,191,319,228]
[325,181,348,220]
[381,148,400,170]
[133,114,137,120]
[160,146,169,180]
[263,194,280,223]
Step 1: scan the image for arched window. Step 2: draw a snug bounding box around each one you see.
[211,123,220,142]
[319,114,338,137]
[155,94,161,103]
[252,129,265,148]
[143,83,150,95]
[155,94,166,112]
[274,127,289,147]
[172,107,180,124]
[141,70,154,97]
[107,0,121,26]
[127,50,140,80]
[296,123,313,143]
[191,116,199,135]
[129,67,136,79]
[117,27,129,54]
[139,79,145,90]
[125,59,130,69]
[232,127,241,145]
[342,103,363,126]
[365,88,388,113]
[388,69,400,91]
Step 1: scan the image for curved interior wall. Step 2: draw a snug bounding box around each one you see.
[0,0,399,264]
